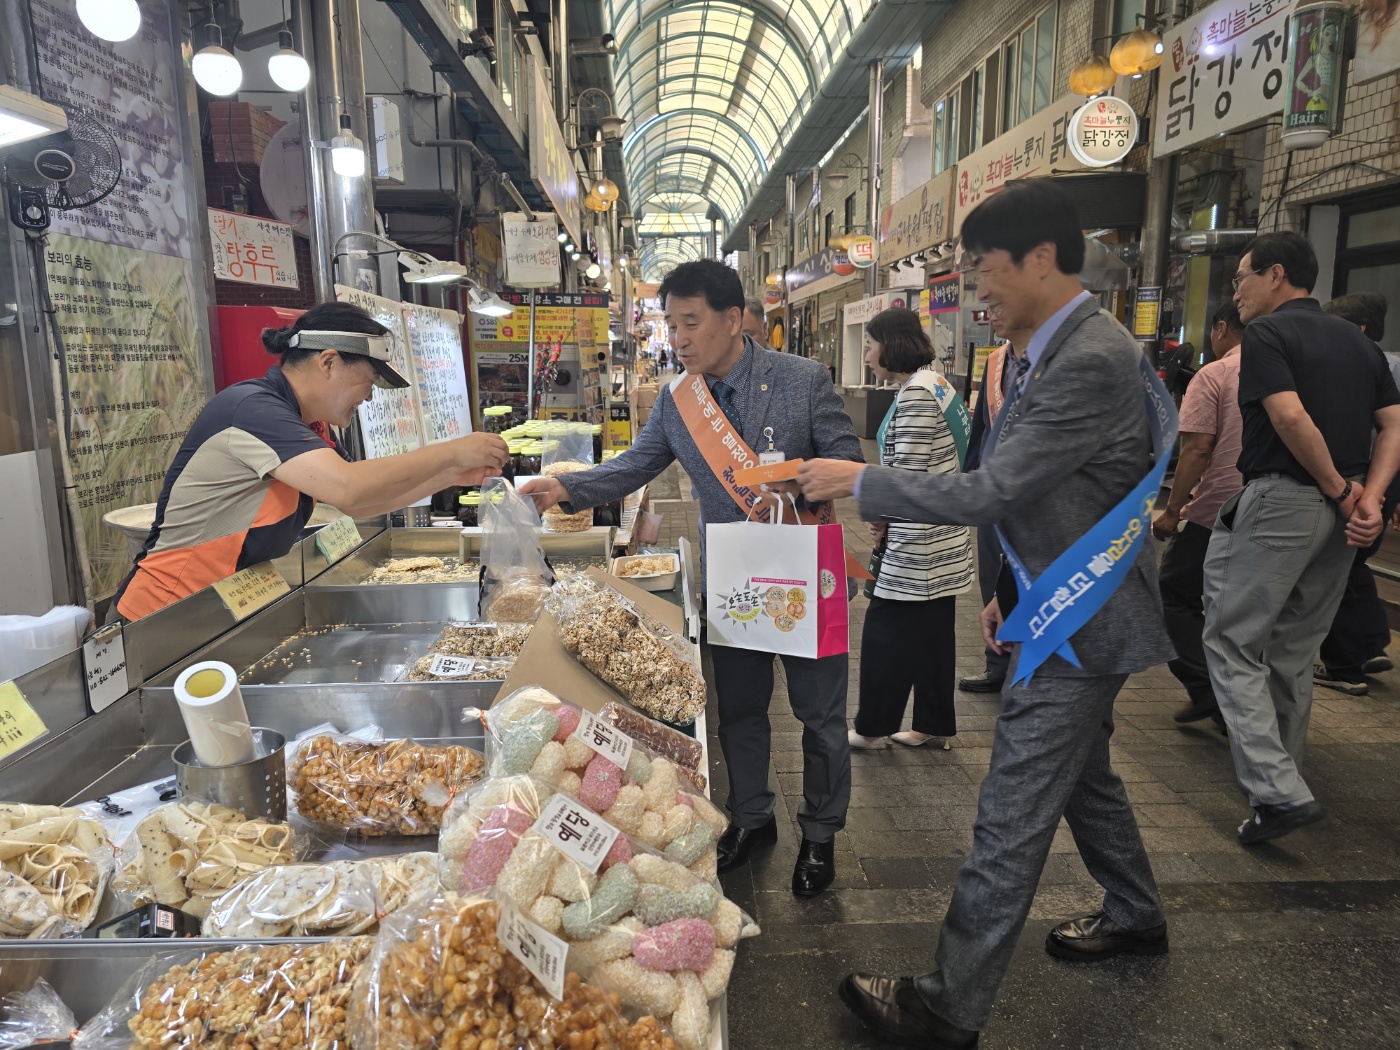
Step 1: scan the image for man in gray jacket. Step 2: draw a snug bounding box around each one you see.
[800,181,1174,1048]
[521,259,864,898]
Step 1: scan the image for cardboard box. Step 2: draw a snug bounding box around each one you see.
[635,383,659,408]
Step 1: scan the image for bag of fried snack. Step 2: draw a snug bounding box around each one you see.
[0,803,115,937]
[478,478,553,622]
[0,979,77,1049]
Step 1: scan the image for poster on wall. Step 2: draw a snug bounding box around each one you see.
[1354,0,1400,83]
[334,285,423,458]
[208,210,299,288]
[402,304,472,443]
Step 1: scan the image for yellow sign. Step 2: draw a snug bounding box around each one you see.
[0,681,49,759]
[315,515,362,564]
[212,562,291,621]
[1133,287,1162,339]
[972,346,998,385]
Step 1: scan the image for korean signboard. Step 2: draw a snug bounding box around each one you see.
[952,94,1087,236]
[1153,0,1297,157]
[502,212,561,287]
[208,209,299,288]
[1281,3,1347,150]
[528,57,582,248]
[848,235,877,268]
[928,274,961,315]
[784,248,858,304]
[879,167,955,259]
[1067,97,1139,167]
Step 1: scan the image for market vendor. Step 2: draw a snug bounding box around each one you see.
[112,301,508,622]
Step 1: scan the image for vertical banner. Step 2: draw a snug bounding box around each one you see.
[335,285,424,457]
[402,304,472,443]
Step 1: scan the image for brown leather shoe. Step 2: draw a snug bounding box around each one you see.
[1045,913,1169,960]
[838,974,979,1048]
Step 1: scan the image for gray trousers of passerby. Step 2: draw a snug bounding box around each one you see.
[1202,475,1353,809]
[913,659,1164,1031]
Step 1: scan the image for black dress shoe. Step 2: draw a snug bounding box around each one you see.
[792,837,835,897]
[838,974,979,1048]
[715,815,777,874]
[1045,913,1168,960]
[1238,800,1325,844]
[1173,698,1221,723]
[957,672,1004,693]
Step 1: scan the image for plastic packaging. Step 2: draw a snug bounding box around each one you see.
[109,800,299,920]
[540,421,597,534]
[432,621,534,658]
[600,703,705,775]
[348,892,679,1050]
[70,938,371,1050]
[0,979,77,1049]
[0,606,89,683]
[287,734,486,835]
[547,574,706,724]
[403,654,514,682]
[202,851,437,938]
[0,803,114,936]
[436,776,756,1049]
[479,479,554,621]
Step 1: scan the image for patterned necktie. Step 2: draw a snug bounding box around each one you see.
[711,379,742,430]
[1008,353,1032,404]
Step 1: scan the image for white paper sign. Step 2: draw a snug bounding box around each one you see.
[83,624,128,713]
[497,898,567,999]
[532,793,620,874]
[1152,0,1296,157]
[208,209,299,288]
[427,655,477,678]
[574,712,634,770]
[502,212,561,287]
[402,303,472,443]
[335,285,424,458]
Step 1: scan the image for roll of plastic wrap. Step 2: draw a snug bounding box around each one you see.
[173,661,257,766]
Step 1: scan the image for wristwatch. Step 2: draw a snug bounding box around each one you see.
[1331,480,1355,504]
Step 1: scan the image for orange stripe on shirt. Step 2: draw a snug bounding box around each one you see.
[115,531,247,621]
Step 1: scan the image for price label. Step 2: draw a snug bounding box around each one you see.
[574,712,634,770]
[212,563,291,621]
[532,793,619,874]
[0,681,49,760]
[497,899,567,1000]
[315,515,361,563]
[83,623,129,713]
[427,655,477,678]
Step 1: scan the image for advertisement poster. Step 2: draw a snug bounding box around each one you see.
[335,285,424,458]
[1356,0,1400,83]
[402,304,472,443]
[208,209,299,288]
[45,236,205,595]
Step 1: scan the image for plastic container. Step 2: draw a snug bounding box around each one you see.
[456,490,482,527]
[483,405,514,433]
[102,503,158,560]
[610,553,681,592]
[0,606,90,682]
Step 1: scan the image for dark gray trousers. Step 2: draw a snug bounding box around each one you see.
[914,661,1163,1031]
[709,646,851,843]
[976,526,1010,678]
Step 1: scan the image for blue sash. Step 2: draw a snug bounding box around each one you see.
[995,355,1178,684]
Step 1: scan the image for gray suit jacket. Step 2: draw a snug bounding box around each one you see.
[859,299,1174,677]
[561,339,865,532]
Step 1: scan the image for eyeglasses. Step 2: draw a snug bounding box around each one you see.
[1232,267,1265,291]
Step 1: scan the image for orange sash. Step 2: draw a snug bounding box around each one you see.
[984,343,1009,421]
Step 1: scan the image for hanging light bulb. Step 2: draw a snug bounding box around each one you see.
[557,231,569,243]
[77,0,141,42]
[1110,27,1165,77]
[585,262,602,279]
[570,251,581,260]
[192,23,244,96]
[1068,53,1118,97]
[330,113,366,177]
[593,176,620,203]
[268,29,311,92]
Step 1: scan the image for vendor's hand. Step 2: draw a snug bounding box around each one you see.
[797,459,864,502]
[980,597,1007,655]
[1151,507,1181,542]
[517,476,569,511]
[452,432,510,470]
[867,522,886,543]
[1346,491,1383,548]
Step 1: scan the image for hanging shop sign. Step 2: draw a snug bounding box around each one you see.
[501,212,561,287]
[1356,0,1400,82]
[1153,0,1297,157]
[928,273,961,315]
[1282,3,1348,149]
[208,209,298,288]
[844,296,886,326]
[847,235,878,268]
[785,248,859,304]
[953,94,1088,236]
[1067,97,1139,168]
[527,56,582,248]
[1133,286,1162,339]
[879,167,956,260]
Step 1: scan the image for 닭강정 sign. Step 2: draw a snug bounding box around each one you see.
[1067,97,1139,168]
[208,209,299,288]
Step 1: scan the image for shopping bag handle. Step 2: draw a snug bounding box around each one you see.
[746,489,798,525]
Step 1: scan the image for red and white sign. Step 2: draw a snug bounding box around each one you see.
[847,235,877,269]
[208,209,298,288]
[1068,97,1139,168]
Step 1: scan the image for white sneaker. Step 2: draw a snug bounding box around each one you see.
[847,729,891,749]
[891,731,951,750]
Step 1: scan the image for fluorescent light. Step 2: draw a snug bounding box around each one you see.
[398,252,469,284]
[585,263,601,279]
[192,25,243,96]
[468,286,514,316]
[330,114,366,177]
[77,0,140,42]
[0,86,67,148]
[268,30,311,92]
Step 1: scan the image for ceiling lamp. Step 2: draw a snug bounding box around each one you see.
[398,252,469,283]
[330,114,366,177]
[557,231,569,243]
[584,187,610,213]
[828,232,852,252]
[619,213,634,229]
[77,0,141,42]
[192,23,243,96]
[0,85,68,148]
[585,262,602,279]
[268,29,311,92]
[570,250,581,260]
[599,114,627,142]
[467,284,514,317]
[1069,53,1118,97]
[1110,27,1164,77]
[593,176,620,203]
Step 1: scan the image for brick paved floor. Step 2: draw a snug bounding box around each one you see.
[650,445,1400,1050]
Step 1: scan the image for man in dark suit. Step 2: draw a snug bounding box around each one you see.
[800,182,1174,1048]
[521,259,864,897]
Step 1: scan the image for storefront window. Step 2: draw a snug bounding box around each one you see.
[1033,8,1055,113]
[1339,199,1400,354]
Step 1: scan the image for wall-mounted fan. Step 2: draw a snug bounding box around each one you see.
[3,102,122,231]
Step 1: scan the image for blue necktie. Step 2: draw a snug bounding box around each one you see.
[1007,353,1031,405]
[711,379,742,430]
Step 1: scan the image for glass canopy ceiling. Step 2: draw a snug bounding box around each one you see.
[607,0,876,253]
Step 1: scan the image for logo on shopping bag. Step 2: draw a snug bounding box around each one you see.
[719,579,813,632]
[720,583,764,622]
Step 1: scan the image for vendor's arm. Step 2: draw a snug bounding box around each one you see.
[273,432,509,517]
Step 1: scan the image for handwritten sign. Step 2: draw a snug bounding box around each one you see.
[208,209,298,288]
[532,793,620,874]
[335,285,424,458]
[402,304,472,443]
[502,212,561,287]
[0,681,49,759]
[213,563,291,620]
[315,515,362,563]
[83,623,129,713]
[879,167,955,258]
[1153,0,1296,156]
[498,899,567,999]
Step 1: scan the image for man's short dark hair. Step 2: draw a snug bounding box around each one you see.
[658,259,744,314]
[1212,299,1244,334]
[866,307,935,374]
[960,181,1085,275]
[1243,231,1318,293]
[745,299,765,323]
[1324,292,1387,341]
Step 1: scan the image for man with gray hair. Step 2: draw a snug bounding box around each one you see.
[742,299,772,349]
